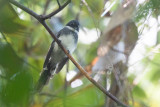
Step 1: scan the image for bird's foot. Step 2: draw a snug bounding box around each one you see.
[58,39,61,43]
[67,50,70,54]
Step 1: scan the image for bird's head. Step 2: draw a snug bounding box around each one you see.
[66,20,79,32]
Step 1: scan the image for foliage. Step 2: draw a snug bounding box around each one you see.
[0,0,160,107]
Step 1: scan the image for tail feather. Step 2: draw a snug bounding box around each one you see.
[36,70,51,92]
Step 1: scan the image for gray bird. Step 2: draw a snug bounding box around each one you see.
[36,20,79,92]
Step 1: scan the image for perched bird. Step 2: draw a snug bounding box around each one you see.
[36,20,79,92]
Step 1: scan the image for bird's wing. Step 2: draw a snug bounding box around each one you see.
[43,30,62,68]
[43,41,54,68]
[56,57,69,73]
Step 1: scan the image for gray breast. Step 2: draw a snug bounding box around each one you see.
[55,27,78,54]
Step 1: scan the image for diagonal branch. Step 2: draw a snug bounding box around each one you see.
[40,22,129,107]
[8,0,128,107]
[9,0,40,20]
[57,0,61,8]
[42,0,71,20]
[9,0,71,21]
[81,0,99,36]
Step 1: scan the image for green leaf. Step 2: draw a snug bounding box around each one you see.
[0,41,23,78]
[147,53,160,83]
[0,1,25,33]
[46,84,104,107]
[133,85,146,99]
[135,0,160,22]
[1,71,33,107]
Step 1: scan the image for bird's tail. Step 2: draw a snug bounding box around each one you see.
[35,69,52,92]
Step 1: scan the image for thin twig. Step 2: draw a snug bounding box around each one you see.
[111,47,128,55]
[65,61,69,88]
[81,0,99,37]
[42,0,71,20]
[76,1,83,20]
[43,0,51,15]
[57,0,61,8]
[113,67,122,90]
[39,92,58,97]
[8,0,128,106]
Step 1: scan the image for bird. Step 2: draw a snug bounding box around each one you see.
[36,20,79,92]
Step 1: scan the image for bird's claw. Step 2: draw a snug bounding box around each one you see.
[67,50,70,54]
[58,39,61,43]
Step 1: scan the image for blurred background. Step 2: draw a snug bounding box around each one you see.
[0,0,160,107]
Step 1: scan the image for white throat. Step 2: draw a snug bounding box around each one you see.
[65,26,78,34]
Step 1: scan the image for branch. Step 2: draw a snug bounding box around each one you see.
[76,1,83,20]
[57,0,61,8]
[42,0,71,20]
[9,0,71,21]
[42,0,51,15]
[81,0,99,36]
[39,92,58,97]
[9,0,40,20]
[8,0,128,107]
